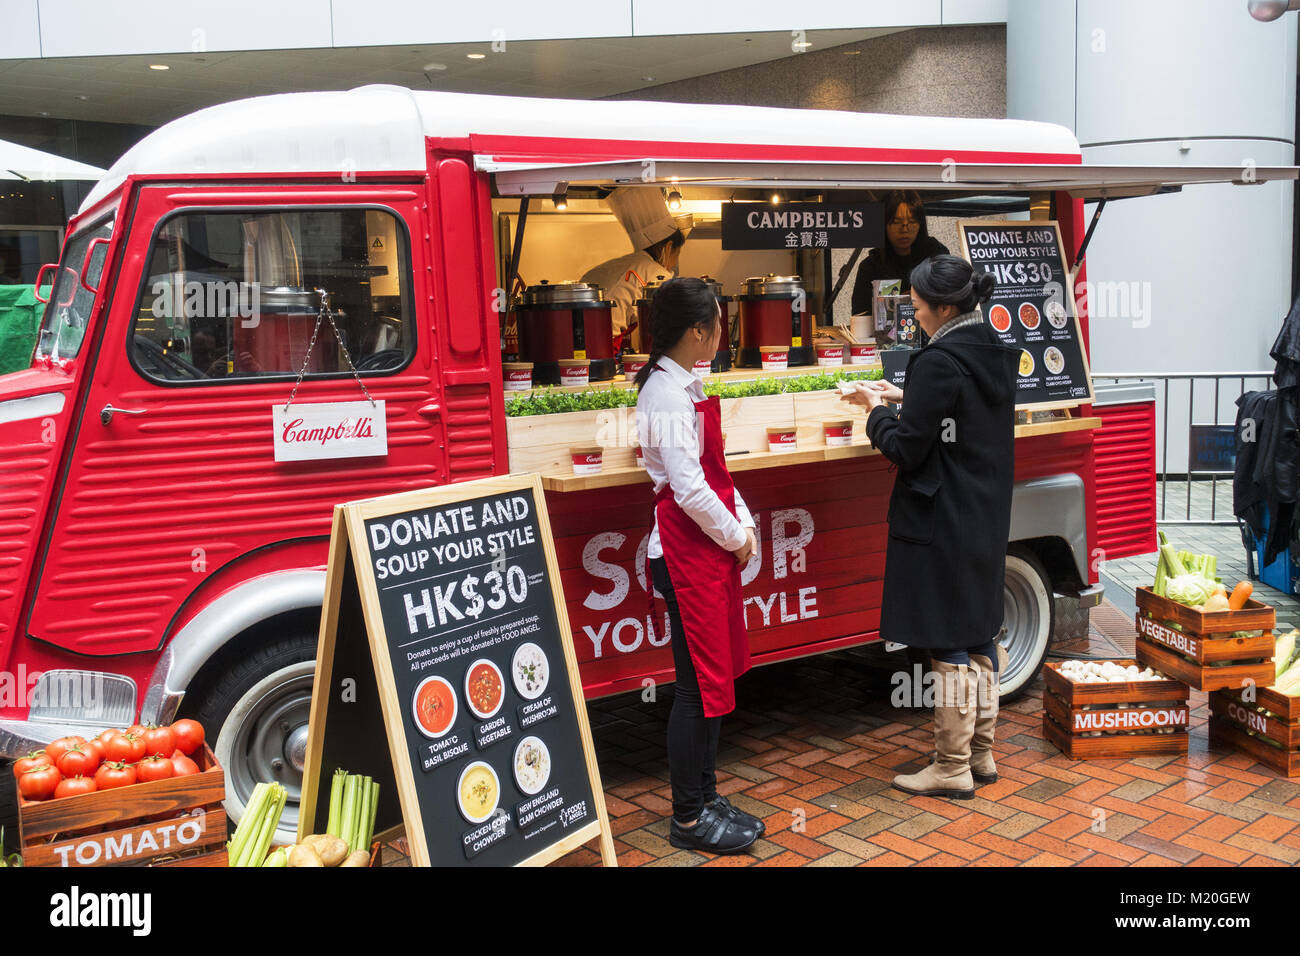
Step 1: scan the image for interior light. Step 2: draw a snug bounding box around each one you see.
[552,184,569,211]
[666,189,682,211]
[467,53,486,60]
[149,64,169,71]
[770,192,782,204]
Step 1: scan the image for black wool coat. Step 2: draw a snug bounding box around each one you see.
[865,319,1020,649]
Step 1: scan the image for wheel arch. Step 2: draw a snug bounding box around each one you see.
[139,569,325,726]
[1009,474,1089,589]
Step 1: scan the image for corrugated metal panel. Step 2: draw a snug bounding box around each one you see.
[1093,402,1158,560]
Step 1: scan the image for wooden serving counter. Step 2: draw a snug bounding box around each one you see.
[537,416,1101,493]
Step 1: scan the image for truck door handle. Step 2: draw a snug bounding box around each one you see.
[101,404,146,425]
[416,402,441,420]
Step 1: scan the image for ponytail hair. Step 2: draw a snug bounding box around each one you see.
[633,277,720,389]
[909,254,995,316]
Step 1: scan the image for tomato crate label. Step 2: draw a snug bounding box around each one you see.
[1137,616,1202,657]
[1071,707,1188,734]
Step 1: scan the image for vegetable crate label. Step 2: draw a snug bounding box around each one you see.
[956,221,1093,410]
[1136,616,1201,658]
[272,400,388,462]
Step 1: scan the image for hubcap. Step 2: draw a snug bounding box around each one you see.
[226,669,314,839]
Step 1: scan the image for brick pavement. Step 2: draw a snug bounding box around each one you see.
[557,589,1300,867]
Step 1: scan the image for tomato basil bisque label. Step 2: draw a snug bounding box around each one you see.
[362,489,596,865]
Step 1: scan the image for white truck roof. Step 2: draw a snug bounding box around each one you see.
[81,85,1083,213]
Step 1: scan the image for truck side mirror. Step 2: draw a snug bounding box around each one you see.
[78,236,111,295]
[34,262,57,303]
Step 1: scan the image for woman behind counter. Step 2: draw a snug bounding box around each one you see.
[842,254,1019,799]
[634,277,764,853]
[849,190,948,318]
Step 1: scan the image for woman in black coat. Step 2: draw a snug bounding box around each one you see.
[842,254,1020,800]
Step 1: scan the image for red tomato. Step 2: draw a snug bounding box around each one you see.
[45,735,87,765]
[142,725,175,758]
[125,724,146,737]
[97,728,122,745]
[94,761,136,790]
[104,732,146,764]
[56,744,99,778]
[13,751,53,777]
[54,775,96,799]
[170,752,200,777]
[169,719,205,757]
[135,754,174,783]
[18,764,61,801]
[87,738,106,764]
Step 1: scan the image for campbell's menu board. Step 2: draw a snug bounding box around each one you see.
[364,486,600,865]
[957,220,1094,409]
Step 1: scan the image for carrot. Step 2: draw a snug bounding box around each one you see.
[1228,581,1253,611]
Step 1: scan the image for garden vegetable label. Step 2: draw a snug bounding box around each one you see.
[957,220,1094,410]
[300,474,617,867]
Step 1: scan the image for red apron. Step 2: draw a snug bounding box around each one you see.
[647,393,751,717]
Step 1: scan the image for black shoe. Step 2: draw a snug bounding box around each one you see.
[668,804,759,854]
[709,794,765,836]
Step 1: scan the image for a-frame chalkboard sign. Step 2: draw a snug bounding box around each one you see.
[299,474,617,867]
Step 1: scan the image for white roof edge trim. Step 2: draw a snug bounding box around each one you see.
[80,86,1084,216]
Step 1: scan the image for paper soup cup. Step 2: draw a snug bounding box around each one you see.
[692,359,712,378]
[766,425,797,453]
[849,345,877,365]
[622,354,649,381]
[823,419,854,446]
[503,362,534,391]
[570,446,604,475]
[760,346,789,371]
[558,358,590,387]
[815,345,844,367]
[634,444,645,468]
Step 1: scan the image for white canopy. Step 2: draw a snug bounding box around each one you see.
[0,138,106,182]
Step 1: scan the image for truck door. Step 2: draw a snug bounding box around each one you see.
[26,185,447,655]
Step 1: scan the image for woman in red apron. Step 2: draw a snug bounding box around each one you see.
[633,277,763,854]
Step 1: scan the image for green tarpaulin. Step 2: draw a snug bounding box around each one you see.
[0,285,39,375]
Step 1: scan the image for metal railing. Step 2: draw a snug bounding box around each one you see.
[1092,372,1274,525]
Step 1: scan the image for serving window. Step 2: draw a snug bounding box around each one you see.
[129,207,414,384]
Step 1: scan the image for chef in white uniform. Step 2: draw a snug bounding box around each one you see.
[582,187,692,346]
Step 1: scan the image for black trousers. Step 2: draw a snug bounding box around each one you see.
[651,556,722,824]
[930,639,1001,670]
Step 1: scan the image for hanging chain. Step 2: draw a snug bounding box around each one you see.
[282,288,376,413]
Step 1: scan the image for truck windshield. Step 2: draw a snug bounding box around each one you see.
[36,220,113,361]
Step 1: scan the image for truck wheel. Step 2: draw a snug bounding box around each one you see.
[184,631,316,847]
[1000,548,1054,703]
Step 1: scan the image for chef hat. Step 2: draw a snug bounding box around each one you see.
[606,187,692,250]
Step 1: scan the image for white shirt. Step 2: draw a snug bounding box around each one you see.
[637,355,755,559]
[581,250,669,337]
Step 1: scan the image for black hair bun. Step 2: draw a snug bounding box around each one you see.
[973,271,996,303]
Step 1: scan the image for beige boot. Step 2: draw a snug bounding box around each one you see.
[892,659,977,800]
[968,645,1009,785]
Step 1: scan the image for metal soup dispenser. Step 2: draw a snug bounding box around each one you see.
[515,280,617,385]
[699,275,733,373]
[736,274,809,368]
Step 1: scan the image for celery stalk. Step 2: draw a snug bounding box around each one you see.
[243,784,285,868]
[327,769,345,837]
[352,776,370,852]
[228,783,270,866]
[359,776,375,852]
[1159,544,1186,579]
[340,774,359,855]
[365,781,380,851]
[1154,549,1167,596]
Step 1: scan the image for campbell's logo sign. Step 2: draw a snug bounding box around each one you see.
[272,400,388,462]
[1137,616,1200,657]
[1072,707,1187,732]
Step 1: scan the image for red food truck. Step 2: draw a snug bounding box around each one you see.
[1,85,1287,834]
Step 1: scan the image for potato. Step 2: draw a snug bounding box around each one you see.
[340,850,370,868]
[288,844,324,868]
[302,834,349,866]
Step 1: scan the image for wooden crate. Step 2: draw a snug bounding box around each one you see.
[1208,686,1300,777]
[1041,660,1190,759]
[1133,587,1275,692]
[17,744,227,867]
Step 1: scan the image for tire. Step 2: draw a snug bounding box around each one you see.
[999,547,1055,703]
[0,761,16,859]
[183,631,317,847]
